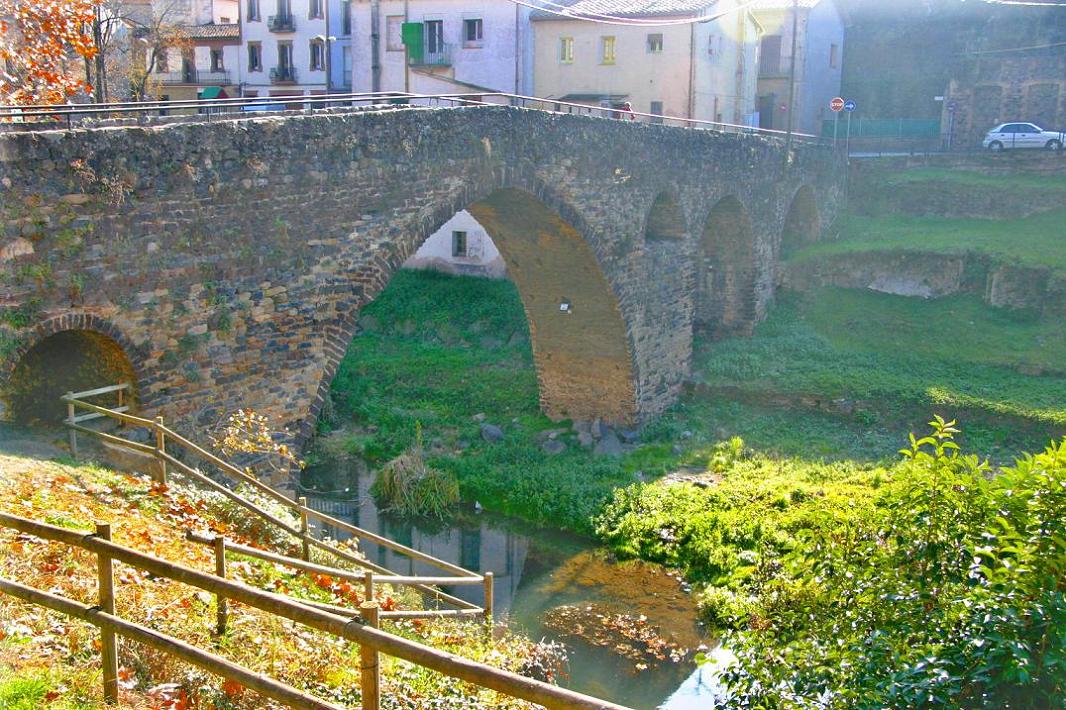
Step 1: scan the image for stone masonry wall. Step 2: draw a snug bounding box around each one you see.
[0,106,842,443]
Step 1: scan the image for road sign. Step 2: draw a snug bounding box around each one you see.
[843,99,857,112]
[830,97,845,112]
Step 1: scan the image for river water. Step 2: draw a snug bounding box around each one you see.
[301,457,720,709]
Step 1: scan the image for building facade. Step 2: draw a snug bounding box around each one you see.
[752,0,844,135]
[240,0,329,99]
[328,0,353,91]
[531,0,762,126]
[403,211,507,279]
[349,0,533,95]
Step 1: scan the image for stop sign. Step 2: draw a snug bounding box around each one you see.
[830,97,845,112]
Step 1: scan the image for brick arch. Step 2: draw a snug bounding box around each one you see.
[780,184,821,257]
[303,178,639,442]
[0,313,146,423]
[695,196,757,337]
[643,191,688,243]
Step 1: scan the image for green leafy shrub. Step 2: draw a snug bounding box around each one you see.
[715,418,1066,708]
[371,424,460,520]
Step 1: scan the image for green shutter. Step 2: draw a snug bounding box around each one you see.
[402,22,424,62]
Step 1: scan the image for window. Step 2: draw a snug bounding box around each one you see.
[452,231,468,258]
[600,36,615,64]
[246,0,259,21]
[248,42,262,71]
[425,19,444,55]
[559,36,574,63]
[464,18,483,46]
[760,35,781,74]
[829,43,838,68]
[342,46,352,84]
[308,0,323,19]
[646,33,663,53]
[220,16,231,23]
[342,1,352,35]
[211,49,224,72]
[278,41,293,68]
[386,15,404,51]
[650,100,663,124]
[310,39,324,70]
[156,48,169,72]
[708,34,722,61]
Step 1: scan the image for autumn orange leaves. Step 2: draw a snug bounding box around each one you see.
[0,0,98,105]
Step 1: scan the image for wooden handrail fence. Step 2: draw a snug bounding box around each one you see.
[61,385,489,620]
[0,512,631,710]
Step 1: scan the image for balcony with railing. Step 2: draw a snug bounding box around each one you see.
[409,43,453,68]
[270,65,298,84]
[268,13,295,32]
[158,69,231,85]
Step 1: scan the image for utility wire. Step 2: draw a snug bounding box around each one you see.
[970,39,1066,52]
[981,0,1066,6]
[505,0,762,27]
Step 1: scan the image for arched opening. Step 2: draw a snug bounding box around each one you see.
[781,185,821,257]
[644,192,687,242]
[696,196,757,337]
[1,329,137,426]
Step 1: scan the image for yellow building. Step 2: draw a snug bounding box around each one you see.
[532,0,762,127]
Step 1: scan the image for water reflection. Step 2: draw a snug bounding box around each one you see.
[302,457,711,709]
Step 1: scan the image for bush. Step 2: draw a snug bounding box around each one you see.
[715,418,1066,708]
[371,425,460,520]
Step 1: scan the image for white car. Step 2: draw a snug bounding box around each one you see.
[983,122,1064,151]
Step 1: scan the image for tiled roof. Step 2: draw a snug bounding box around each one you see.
[178,23,240,40]
[530,0,719,21]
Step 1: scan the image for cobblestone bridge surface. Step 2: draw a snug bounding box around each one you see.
[0,105,842,442]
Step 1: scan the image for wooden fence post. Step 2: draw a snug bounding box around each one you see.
[359,602,381,710]
[154,416,167,484]
[66,393,78,458]
[96,522,119,705]
[363,570,374,604]
[483,571,494,626]
[298,496,309,562]
[214,535,228,636]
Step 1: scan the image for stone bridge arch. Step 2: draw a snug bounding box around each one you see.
[0,313,143,424]
[780,184,822,257]
[309,181,639,435]
[695,196,758,337]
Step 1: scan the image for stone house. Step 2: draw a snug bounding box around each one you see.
[751,0,844,135]
[531,0,762,126]
[943,46,1066,150]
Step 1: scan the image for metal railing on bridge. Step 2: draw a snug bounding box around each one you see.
[0,90,820,142]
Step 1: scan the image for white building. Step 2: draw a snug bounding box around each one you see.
[240,0,329,99]
[349,0,534,95]
[751,0,844,135]
[328,0,353,91]
[531,0,762,126]
[143,0,242,105]
[403,211,508,279]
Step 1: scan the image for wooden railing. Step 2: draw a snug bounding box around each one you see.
[0,512,630,710]
[62,385,490,620]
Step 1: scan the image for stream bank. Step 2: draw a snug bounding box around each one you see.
[301,455,715,710]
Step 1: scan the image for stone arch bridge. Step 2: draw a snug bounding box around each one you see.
[0,106,842,443]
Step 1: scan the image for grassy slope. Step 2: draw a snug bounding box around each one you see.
[797,209,1066,272]
[791,166,1066,272]
[0,451,546,709]
[320,270,1063,536]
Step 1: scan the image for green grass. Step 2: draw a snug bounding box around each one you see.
[795,209,1066,273]
[870,166,1066,192]
[698,289,1066,437]
[319,271,1063,534]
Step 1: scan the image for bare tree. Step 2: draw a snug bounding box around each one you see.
[91,0,191,102]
